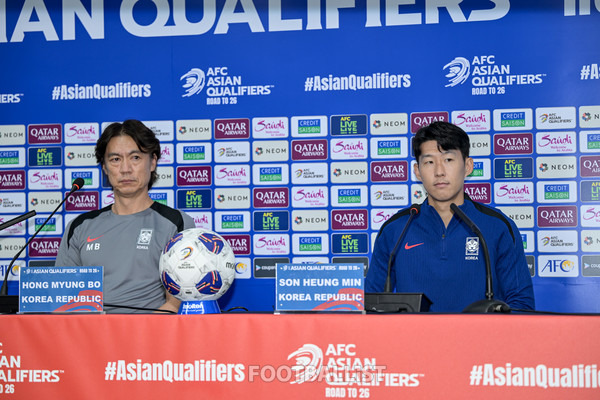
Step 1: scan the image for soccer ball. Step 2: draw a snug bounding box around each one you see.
[159,228,236,301]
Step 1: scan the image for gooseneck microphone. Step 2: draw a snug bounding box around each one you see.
[385,204,420,292]
[0,211,37,232]
[366,204,431,313]
[450,203,510,313]
[0,178,85,298]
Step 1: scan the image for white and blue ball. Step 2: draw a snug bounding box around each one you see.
[159,228,236,301]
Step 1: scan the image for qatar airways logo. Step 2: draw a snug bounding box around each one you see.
[253,234,290,255]
[536,131,576,154]
[464,183,491,204]
[28,124,61,144]
[177,166,212,186]
[537,206,577,227]
[494,182,534,204]
[253,187,289,208]
[331,210,367,230]
[66,191,99,211]
[291,140,327,160]
[330,138,367,160]
[0,170,25,190]
[29,238,61,257]
[581,156,600,177]
[410,112,448,133]
[223,234,251,255]
[214,118,250,139]
[494,133,533,155]
[371,161,408,182]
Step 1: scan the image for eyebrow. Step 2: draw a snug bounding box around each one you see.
[106,149,144,158]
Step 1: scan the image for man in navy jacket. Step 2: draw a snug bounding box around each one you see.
[366,121,535,312]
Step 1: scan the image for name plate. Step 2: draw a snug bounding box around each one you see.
[19,266,103,313]
[276,263,364,312]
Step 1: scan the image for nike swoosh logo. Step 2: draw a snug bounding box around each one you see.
[87,235,103,243]
[404,242,424,250]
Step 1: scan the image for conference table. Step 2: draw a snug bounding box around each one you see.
[0,312,598,399]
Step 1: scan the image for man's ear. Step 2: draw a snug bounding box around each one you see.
[413,160,421,181]
[464,157,474,177]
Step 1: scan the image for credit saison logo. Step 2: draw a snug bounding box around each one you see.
[254,165,287,185]
[537,181,576,203]
[219,213,247,230]
[443,55,544,96]
[177,189,212,209]
[293,234,328,254]
[332,186,367,207]
[181,67,273,105]
[493,109,533,131]
[67,170,96,188]
[291,116,327,137]
[149,191,170,206]
[370,137,408,159]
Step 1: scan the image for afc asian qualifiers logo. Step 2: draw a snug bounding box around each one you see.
[181,68,206,97]
[444,57,470,87]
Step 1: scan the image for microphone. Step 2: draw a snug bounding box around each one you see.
[0,211,37,232]
[365,204,432,313]
[450,203,510,313]
[385,204,420,292]
[0,178,85,302]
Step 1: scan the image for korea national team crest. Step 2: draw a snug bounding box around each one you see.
[137,229,153,250]
[465,237,479,260]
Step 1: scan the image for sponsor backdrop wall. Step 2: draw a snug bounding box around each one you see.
[0,1,599,313]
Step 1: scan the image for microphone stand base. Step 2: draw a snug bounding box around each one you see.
[463,299,510,313]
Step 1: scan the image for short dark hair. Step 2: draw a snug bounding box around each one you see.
[95,119,161,190]
[412,121,470,162]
